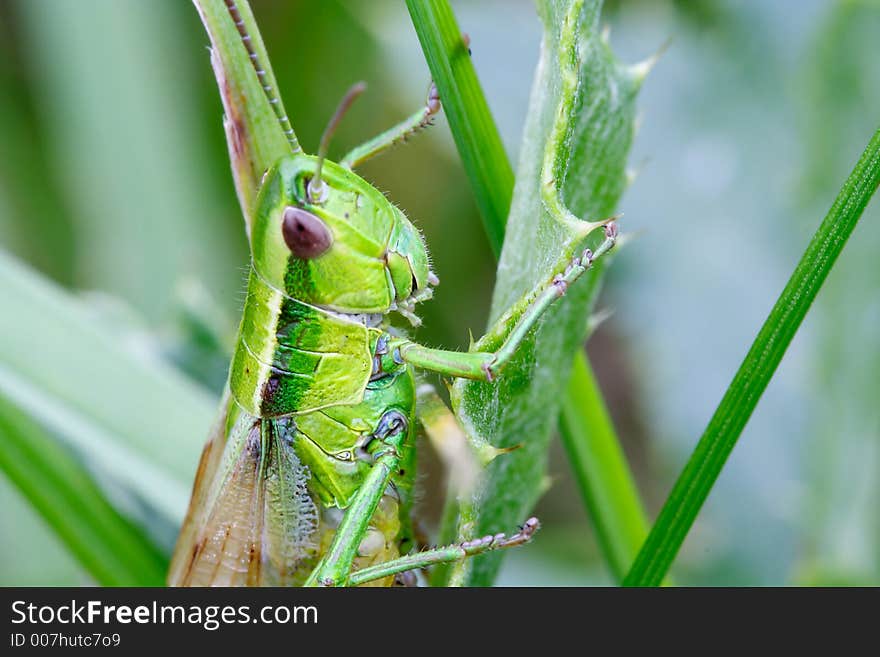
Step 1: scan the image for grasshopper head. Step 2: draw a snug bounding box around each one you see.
[250,154,437,325]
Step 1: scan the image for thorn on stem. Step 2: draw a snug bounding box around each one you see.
[604,221,619,242]
[552,273,568,296]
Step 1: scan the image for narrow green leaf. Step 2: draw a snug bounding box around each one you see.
[405,0,513,255]
[0,394,167,586]
[411,0,644,586]
[192,0,295,232]
[624,126,880,587]
[560,355,650,581]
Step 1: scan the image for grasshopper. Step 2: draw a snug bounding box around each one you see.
[168,0,618,587]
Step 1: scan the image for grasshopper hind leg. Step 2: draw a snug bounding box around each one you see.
[347,518,541,587]
[394,221,618,382]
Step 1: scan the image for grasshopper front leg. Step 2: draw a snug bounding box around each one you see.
[339,82,441,170]
[340,33,473,169]
[304,412,408,587]
[393,221,618,382]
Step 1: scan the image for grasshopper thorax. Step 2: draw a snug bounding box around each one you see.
[251,154,435,324]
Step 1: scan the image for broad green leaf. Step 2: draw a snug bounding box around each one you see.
[0,476,83,585]
[0,251,216,549]
[407,0,651,584]
[0,48,74,285]
[448,0,642,586]
[14,0,243,324]
[0,394,167,586]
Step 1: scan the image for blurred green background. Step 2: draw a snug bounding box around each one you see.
[0,0,877,585]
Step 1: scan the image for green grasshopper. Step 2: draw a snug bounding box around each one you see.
[168,0,617,587]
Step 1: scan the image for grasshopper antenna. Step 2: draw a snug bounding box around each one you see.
[223,0,298,150]
[308,82,367,203]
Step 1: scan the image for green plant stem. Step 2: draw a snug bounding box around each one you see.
[561,356,649,581]
[405,0,512,256]
[407,0,650,582]
[624,126,880,587]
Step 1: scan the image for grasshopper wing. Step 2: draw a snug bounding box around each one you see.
[168,401,318,586]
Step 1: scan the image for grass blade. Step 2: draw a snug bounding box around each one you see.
[405,0,513,255]
[0,394,167,586]
[624,126,880,587]
[561,355,650,580]
[408,0,651,584]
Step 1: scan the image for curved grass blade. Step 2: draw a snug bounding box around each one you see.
[0,394,167,586]
[409,0,648,585]
[0,252,216,542]
[624,126,880,587]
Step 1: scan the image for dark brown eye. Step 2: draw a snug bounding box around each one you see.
[281,206,332,259]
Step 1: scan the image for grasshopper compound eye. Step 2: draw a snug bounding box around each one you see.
[282,206,333,259]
